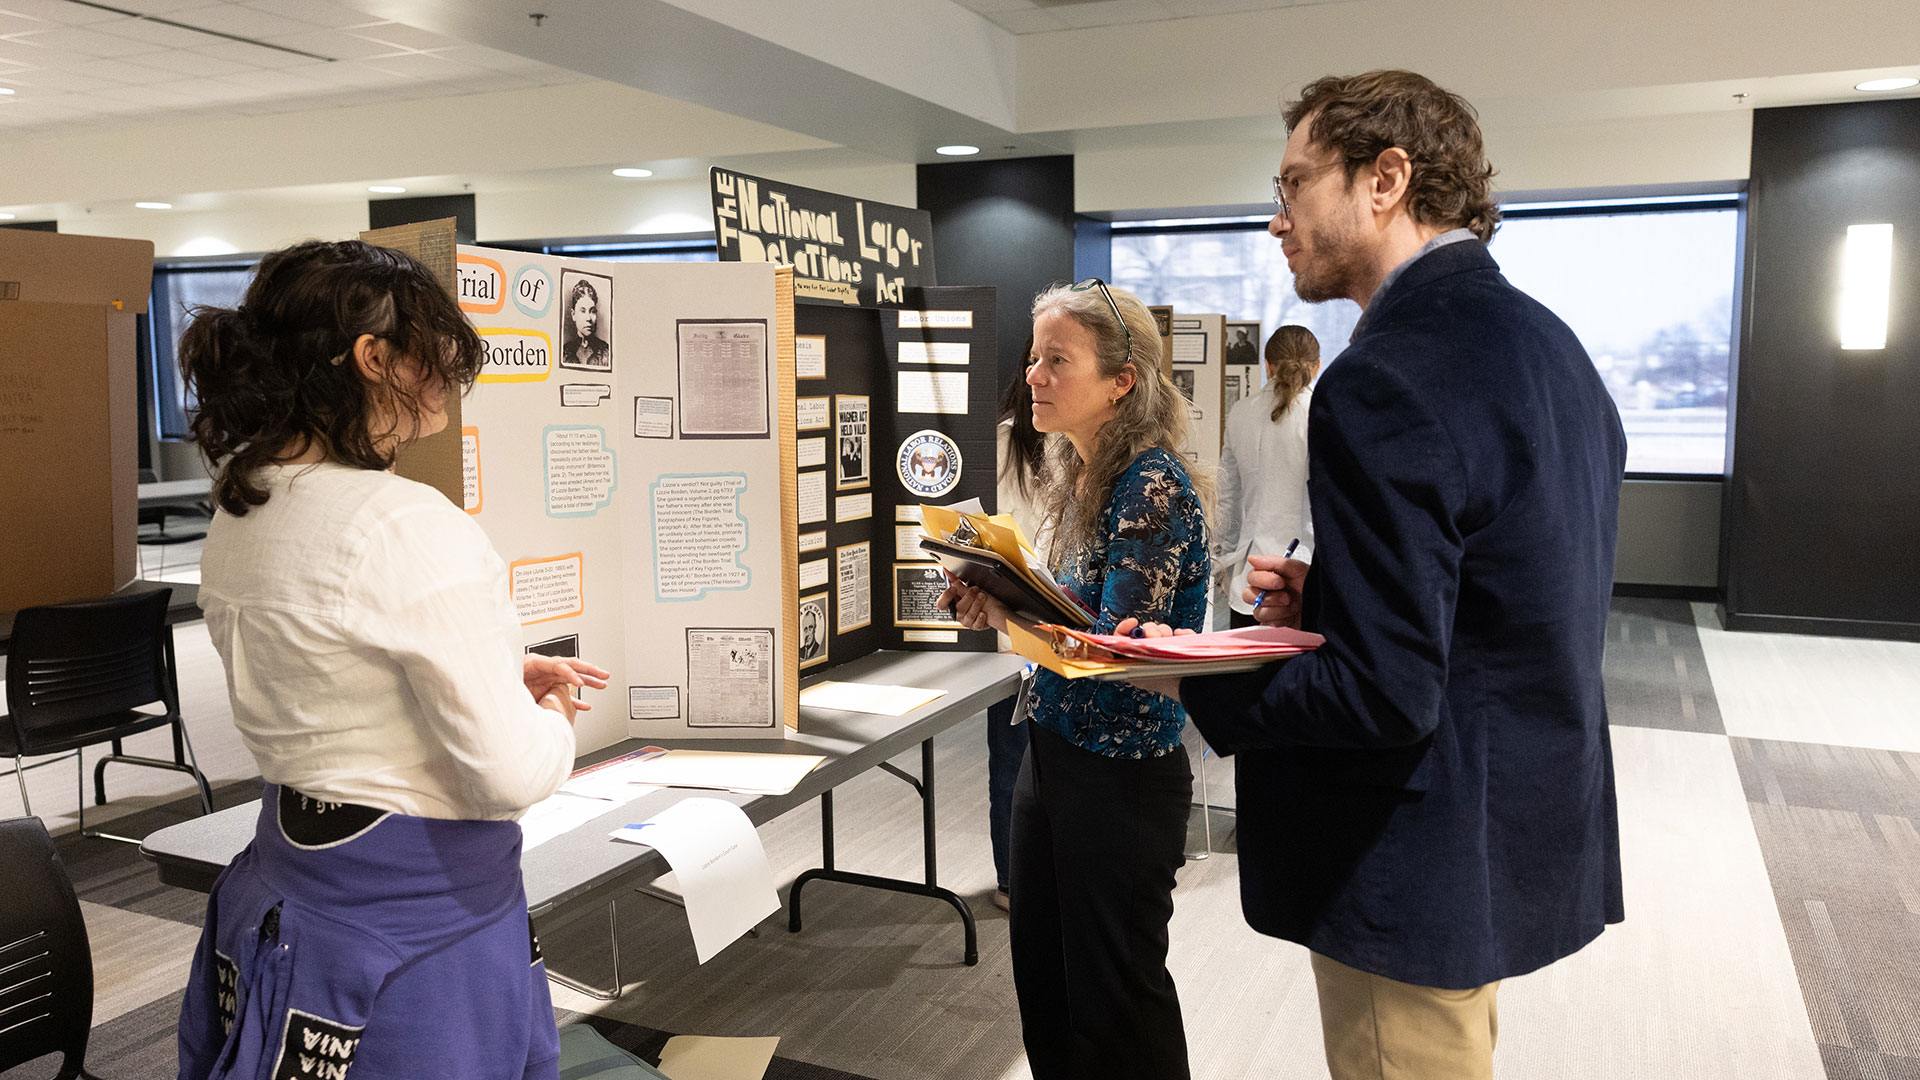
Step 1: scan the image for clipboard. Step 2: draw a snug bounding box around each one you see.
[919,536,1094,628]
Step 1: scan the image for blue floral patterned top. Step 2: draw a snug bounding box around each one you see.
[1022,447,1210,759]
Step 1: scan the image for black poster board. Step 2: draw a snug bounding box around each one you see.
[791,286,999,668]
[712,168,936,309]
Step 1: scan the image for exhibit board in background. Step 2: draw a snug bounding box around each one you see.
[1170,314,1225,470]
[0,230,151,607]
[1148,304,1174,378]
[1223,318,1263,442]
[453,245,794,750]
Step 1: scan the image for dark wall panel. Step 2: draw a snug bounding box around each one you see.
[918,155,1075,398]
[1723,99,1920,639]
[368,194,476,244]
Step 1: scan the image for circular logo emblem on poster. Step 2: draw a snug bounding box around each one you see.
[897,430,962,499]
[511,264,554,320]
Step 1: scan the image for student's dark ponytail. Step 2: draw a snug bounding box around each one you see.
[179,240,484,516]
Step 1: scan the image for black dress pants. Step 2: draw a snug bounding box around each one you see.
[1010,723,1193,1080]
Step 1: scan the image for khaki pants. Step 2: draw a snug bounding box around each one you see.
[1310,952,1500,1080]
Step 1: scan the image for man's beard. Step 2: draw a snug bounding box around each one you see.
[1290,218,1367,304]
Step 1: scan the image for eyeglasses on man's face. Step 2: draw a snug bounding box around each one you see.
[1069,277,1133,361]
[1269,160,1346,220]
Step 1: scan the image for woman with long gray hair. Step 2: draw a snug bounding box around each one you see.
[941,279,1211,1080]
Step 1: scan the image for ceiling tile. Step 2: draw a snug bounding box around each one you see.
[93,17,220,49]
[107,0,216,13]
[92,81,208,107]
[261,30,405,62]
[355,49,464,81]
[242,0,385,29]
[343,21,459,52]
[7,25,160,57]
[954,0,1041,12]
[190,39,311,67]
[0,0,113,26]
[1047,0,1176,29]
[129,47,256,76]
[166,4,313,39]
[0,64,123,91]
[983,9,1068,31]
[66,55,182,84]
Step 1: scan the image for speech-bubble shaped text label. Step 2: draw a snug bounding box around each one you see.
[477,328,553,383]
[512,263,554,320]
[542,426,617,517]
[509,553,583,625]
[650,473,751,602]
[457,254,505,314]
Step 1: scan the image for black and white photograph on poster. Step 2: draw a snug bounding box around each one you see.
[1225,321,1261,366]
[1171,368,1196,405]
[836,394,870,490]
[559,269,613,373]
[896,429,962,500]
[894,563,959,628]
[525,634,580,658]
[798,593,829,669]
[835,542,872,633]
[685,628,775,728]
[677,319,770,439]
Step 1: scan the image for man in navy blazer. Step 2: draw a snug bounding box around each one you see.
[1123,70,1626,1079]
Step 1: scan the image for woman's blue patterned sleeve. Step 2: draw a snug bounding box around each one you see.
[1093,459,1208,635]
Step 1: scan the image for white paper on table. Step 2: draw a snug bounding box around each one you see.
[617,750,824,796]
[799,680,946,716]
[518,786,659,851]
[656,1035,780,1080]
[608,798,778,963]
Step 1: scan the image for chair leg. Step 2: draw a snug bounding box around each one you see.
[177,720,214,815]
[14,755,30,817]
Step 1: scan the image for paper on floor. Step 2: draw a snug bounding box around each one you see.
[656,1035,780,1080]
[799,680,946,716]
[609,798,778,963]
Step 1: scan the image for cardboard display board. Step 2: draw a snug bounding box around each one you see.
[448,244,794,750]
[1170,313,1226,470]
[363,219,465,508]
[0,230,152,607]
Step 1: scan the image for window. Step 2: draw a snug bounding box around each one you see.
[149,260,255,440]
[1106,198,1740,476]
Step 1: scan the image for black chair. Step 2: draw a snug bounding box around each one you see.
[2,589,214,844]
[0,816,100,1079]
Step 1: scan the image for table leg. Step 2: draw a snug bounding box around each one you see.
[543,897,624,1001]
[786,736,978,965]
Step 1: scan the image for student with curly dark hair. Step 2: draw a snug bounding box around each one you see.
[174,240,607,1080]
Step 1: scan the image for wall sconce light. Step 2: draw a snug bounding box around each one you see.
[1839,224,1892,350]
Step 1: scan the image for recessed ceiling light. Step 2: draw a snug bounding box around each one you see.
[935,145,980,157]
[1854,76,1919,92]
[0,87,15,96]
[612,168,653,178]
[0,213,15,220]
[367,185,407,194]
[135,202,172,210]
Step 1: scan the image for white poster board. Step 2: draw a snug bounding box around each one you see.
[456,247,788,749]
[1170,313,1225,470]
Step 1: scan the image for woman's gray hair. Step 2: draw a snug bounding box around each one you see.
[1028,281,1214,568]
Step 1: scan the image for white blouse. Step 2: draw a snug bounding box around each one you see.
[199,463,574,821]
[1215,384,1316,615]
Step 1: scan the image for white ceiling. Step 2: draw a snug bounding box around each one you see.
[0,0,586,131]
[950,0,1351,34]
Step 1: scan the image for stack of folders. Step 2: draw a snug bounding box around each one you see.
[1008,618,1324,682]
[918,500,1093,628]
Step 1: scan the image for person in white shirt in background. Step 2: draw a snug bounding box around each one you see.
[985,360,1047,913]
[173,240,607,1080]
[1216,325,1320,628]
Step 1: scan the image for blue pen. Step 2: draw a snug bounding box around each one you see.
[1252,537,1302,612]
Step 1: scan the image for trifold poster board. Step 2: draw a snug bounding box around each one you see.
[708,168,998,666]
[1170,314,1226,470]
[381,219,797,752]
[0,230,152,610]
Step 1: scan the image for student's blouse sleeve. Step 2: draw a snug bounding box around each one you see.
[1094,456,1207,634]
[348,499,575,817]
